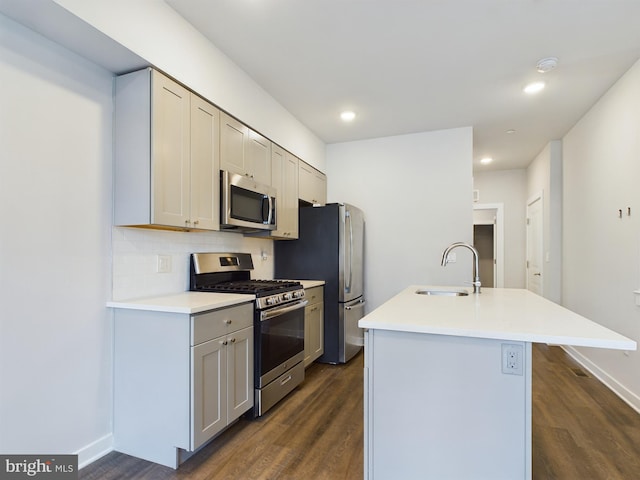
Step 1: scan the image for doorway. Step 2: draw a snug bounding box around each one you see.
[473,203,504,288]
[474,224,495,287]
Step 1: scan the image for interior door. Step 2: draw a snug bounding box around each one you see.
[526,194,543,295]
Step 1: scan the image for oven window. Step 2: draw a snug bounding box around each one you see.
[230,185,265,223]
[258,306,304,376]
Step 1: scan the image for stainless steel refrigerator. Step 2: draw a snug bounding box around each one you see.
[275,203,365,364]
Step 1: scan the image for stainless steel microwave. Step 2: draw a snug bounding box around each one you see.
[220,170,277,231]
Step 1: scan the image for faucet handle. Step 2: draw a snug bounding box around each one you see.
[463,280,482,293]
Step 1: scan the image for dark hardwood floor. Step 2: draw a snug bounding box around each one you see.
[81,345,640,479]
[532,344,640,479]
[81,355,363,480]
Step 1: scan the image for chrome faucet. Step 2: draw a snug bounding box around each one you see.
[441,242,481,294]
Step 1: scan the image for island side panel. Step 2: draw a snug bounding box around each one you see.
[365,329,531,480]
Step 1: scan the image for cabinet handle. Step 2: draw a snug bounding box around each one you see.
[221,340,228,346]
[230,338,236,343]
[224,319,232,325]
[280,375,293,386]
[193,220,199,225]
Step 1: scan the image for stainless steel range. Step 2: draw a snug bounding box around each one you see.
[190,252,307,417]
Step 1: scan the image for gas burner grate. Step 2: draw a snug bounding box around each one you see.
[195,279,302,296]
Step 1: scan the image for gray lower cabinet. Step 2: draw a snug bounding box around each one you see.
[191,308,253,449]
[304,286,324,367]
[113,302,253,468]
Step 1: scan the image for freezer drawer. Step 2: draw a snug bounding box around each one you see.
[341,297,366,363]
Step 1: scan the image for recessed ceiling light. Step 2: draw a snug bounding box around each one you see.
[340,111,356,122]
[523,81,545,94]
[480,157,493,165]
[506,129,516,134]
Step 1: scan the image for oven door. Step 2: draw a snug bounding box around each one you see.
[255,299,307,388]
[221,170,277,231]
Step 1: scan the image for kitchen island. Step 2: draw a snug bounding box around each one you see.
[359,286,636,480]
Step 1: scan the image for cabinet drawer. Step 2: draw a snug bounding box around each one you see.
[305,286,324,305]
[191,302,253,345]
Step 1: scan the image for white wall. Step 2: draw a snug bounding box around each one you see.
[527,141,562,303]
[473,170,527,288]
[326,128,473,311]
[112,228,274,301]
[0,14,113,462]
[0,8,287,467]
[562,58,640,411]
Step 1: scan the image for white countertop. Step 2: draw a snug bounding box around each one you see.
[107,292,254,314]
[299,280,325,289]
[359,286,636,350]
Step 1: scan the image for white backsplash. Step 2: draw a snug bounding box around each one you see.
[112,227,275,300]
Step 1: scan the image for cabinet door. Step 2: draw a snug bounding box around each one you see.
[314,170,327,205]
[282,152,299,238]
[190,95,220,230]
[270,146,299,238]
[192,336,227,450]
[220,112,249,176]
[304,302,324,367]
[151,71,191,227]
[299,161,326,205]
[227,326,254,422]
[247,130,272,185]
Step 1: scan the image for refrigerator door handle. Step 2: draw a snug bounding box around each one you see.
[345,299,365,311]
[345,210,353,293]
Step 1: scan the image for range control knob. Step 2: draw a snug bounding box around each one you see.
[283,292,293,301]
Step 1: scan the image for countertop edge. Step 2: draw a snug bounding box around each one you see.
[299,280,325,289]
[359,285,637,351]
[361,323,637,351]
[106,292,255,314]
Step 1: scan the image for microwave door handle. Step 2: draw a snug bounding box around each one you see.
[266,195,273,225]
[261,195,270,224]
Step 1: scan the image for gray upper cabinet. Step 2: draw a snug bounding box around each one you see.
[190,95,220,230]
[220,112,272,186]
[298,161,327,205]
[114,68,220,230]
[268,145,299,239]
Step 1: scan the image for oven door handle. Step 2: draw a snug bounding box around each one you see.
[260,299,308,321]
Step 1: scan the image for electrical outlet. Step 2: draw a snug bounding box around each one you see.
[502,344,523,375]
[157,255,171,273]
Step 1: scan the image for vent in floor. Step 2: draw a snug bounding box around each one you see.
[570,367,590,378]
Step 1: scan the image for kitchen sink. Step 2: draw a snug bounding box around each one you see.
[415,289,469,296]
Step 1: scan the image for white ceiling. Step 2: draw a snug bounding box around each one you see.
[165,0,640,171]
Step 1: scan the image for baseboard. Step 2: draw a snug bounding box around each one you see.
[562,345,640,414]
[75,433,113,469]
